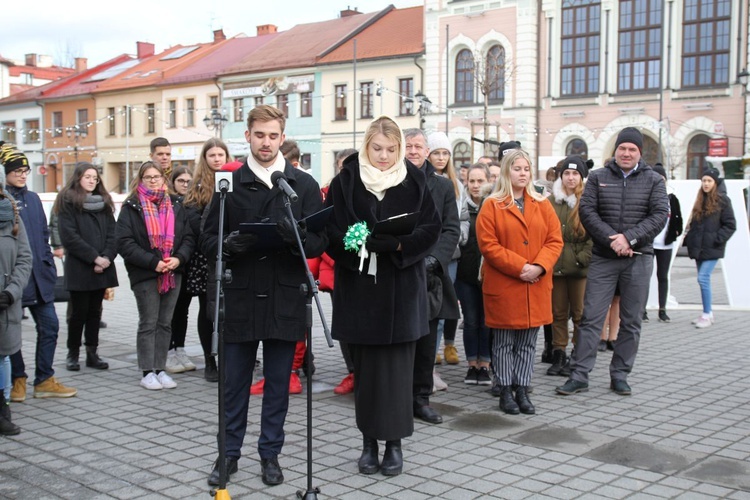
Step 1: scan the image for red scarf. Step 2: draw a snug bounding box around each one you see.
[137,183,176,294]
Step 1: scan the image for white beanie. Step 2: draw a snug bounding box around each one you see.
[427,132,451,153]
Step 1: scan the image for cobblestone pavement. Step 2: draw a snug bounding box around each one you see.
[2,257,750,499]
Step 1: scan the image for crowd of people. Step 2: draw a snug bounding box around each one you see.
[0,112,739,486]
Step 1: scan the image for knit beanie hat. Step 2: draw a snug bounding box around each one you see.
[615,127,643,152]
[497,141,522,159]
[702,167,721,184]
[559,155,589,179]
[427,132,451,153]
[0,141,30,175]
[0,197,15,222]
[652,163,667,178]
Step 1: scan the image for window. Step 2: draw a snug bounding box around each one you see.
[254,96,264,108]
[210,95,219,112]
[618,0,662,92]
[455,49,475,104]
[682,0,731,87]
[24,119,40,144]
[1,121,15,143]
[77,109,88,129]
[335,84,347,120]
[186,98,195,127]
[486,45,505,102]
[233,98,244,122]
[687,134,710,179]
[168,101,176,128]
[300,92,313,117]
[360,82,373,119]
[22,73,33,85]
[276,94,289,118]
[52,111,62,137]
[399,78,414,116]
[561,0,601,96]
[108,107,116,136]
[565,138,589,159]
[146,103,155,134]
[453,141,471,168]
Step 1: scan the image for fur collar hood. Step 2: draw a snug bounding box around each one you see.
[552,178,577,208]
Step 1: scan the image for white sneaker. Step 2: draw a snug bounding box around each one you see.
[165,350,185,374]
[175,348,196,371]
[692,313,714,325]
[695,316,713,329]
[140,372,163,390]
[433,370,448,391]
[157,371,177,389]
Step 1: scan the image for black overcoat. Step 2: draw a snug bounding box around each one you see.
[58,201,119,291]
[325,156,441,345]
[684,193,736,261]
[199,161,327,343]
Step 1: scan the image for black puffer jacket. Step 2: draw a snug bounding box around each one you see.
[579,159,668,258]
[684,192,736,261]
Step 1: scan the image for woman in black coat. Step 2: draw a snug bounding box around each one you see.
[684,168,736,328]
[54,162,118,371]
[325,116,441,476]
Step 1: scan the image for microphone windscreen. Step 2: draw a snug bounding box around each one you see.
[270,171,286,184]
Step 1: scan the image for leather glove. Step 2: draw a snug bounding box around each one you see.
[277,218,306,247]
[365,234,400,253]
[0,291,13,310]
[223,231,258,256]
[425,255,440,272]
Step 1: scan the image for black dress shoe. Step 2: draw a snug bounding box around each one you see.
[498,386,520,414]
[515,386,535,414]
[381,440,403,476]
[555,379,589,395]
[414,405,443,424]
[260,456,284,485]
[358,437,379,474]
[207,456,238,486]
[610,379,632,395]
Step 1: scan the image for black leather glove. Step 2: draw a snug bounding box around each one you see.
[365,234,400,253]
[0,291,13,310]
[425,255,440,272]
[223,231,258,256]
[277,218,306,247]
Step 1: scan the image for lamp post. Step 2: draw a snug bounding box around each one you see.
[203,109,228,137]
[414,92,432,130]
[66,124,87,164]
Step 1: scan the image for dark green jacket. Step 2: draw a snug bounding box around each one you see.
[551,179,592,279]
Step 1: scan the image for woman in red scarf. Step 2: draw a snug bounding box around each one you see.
[116,161,195,390]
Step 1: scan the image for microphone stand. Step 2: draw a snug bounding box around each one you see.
[279,195,333,500]
[211,185,232,500]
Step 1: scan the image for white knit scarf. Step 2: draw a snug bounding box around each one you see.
[247,151,287,188]
[357,125,407,200]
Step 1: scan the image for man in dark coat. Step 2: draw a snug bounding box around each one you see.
[556,127,668,397]
[200,105,327,487]
[404,128,460,425]
[0,144,77,401]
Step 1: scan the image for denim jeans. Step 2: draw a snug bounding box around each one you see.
[455,279,490,362]
[1,355,10,400]
[696,260,718,315]
[10,301,59,386]
[133,275,182,372]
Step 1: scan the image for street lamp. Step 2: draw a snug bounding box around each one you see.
[66,124,88,164]
[414,92,432,129]
[738,68,749,88]
[203,109,228,137]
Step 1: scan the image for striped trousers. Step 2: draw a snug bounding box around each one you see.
[491,327,539,386]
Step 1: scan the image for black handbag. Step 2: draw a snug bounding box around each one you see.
[54,275,70,303]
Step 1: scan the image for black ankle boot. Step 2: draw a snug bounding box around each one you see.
[85,346,109,370]
[358,436,379,474]
[204,355,219,382]
[66,348,80,371]
[541,342,553,363]
[499,386,520,414]
[546,350,567,376]
[0,394,20,436]
[381,439,402,476]
[515,386,536,414]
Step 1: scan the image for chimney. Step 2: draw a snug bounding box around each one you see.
[257,24,278,36]
[74,57,88,73]
[25,54,38,67]
[340,6,361,17]
[136,42,155,59]
[213,29,226,42]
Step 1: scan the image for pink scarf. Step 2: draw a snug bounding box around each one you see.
[137,183,176,294]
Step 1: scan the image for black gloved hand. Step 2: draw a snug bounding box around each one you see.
[223,231,258,256]
[0,291,13,310]
[425,255,440,272]
[277,218,307,247]
[365,234,400,253]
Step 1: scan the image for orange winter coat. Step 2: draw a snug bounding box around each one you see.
[476,193,563,330]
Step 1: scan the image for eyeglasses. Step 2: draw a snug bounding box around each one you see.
[174,179,191,185]
[11,167,31,176]
[82,175,100,183]
[143,175,163,182]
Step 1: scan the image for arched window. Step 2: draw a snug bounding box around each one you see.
[565,138,589,159]
[455,49,475,104]
[687,134,710,179]
[486,45,505,103]
[453,141,471,168]
[641,135,659,167]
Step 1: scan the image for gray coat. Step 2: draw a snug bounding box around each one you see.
[0,219,33,356]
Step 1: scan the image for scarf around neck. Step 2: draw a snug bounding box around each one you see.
[83,194,105,212]
[137,183,175,293]
[247,152,286,189]
[358,149,407,202]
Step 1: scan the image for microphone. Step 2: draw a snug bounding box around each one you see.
[215,172,233,193]
[271,171,298,202]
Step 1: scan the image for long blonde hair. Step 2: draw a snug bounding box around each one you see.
[184,138,229,208]
[487,149,544,208]
[555,159,586,238]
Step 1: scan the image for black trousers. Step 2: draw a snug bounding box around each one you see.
[413,319,438,409]
[67,289,106,349]
[170,287,212,356]
[653,249,673,309]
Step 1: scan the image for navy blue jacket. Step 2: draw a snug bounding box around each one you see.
[6,185,57,306]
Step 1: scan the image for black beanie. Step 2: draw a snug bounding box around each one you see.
[615,127,643,152]
[497,141,522,159]
[559,155,589,178]
[652,163,667,178]
[702,167,721,184]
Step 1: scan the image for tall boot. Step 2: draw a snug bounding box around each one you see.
[66,348,80,371]
[499,386,520,414]
[85,346,109,370]
[381,439,403,476]
[204,355,219,382]
[358,436,379,474]
[0,393,20,436]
